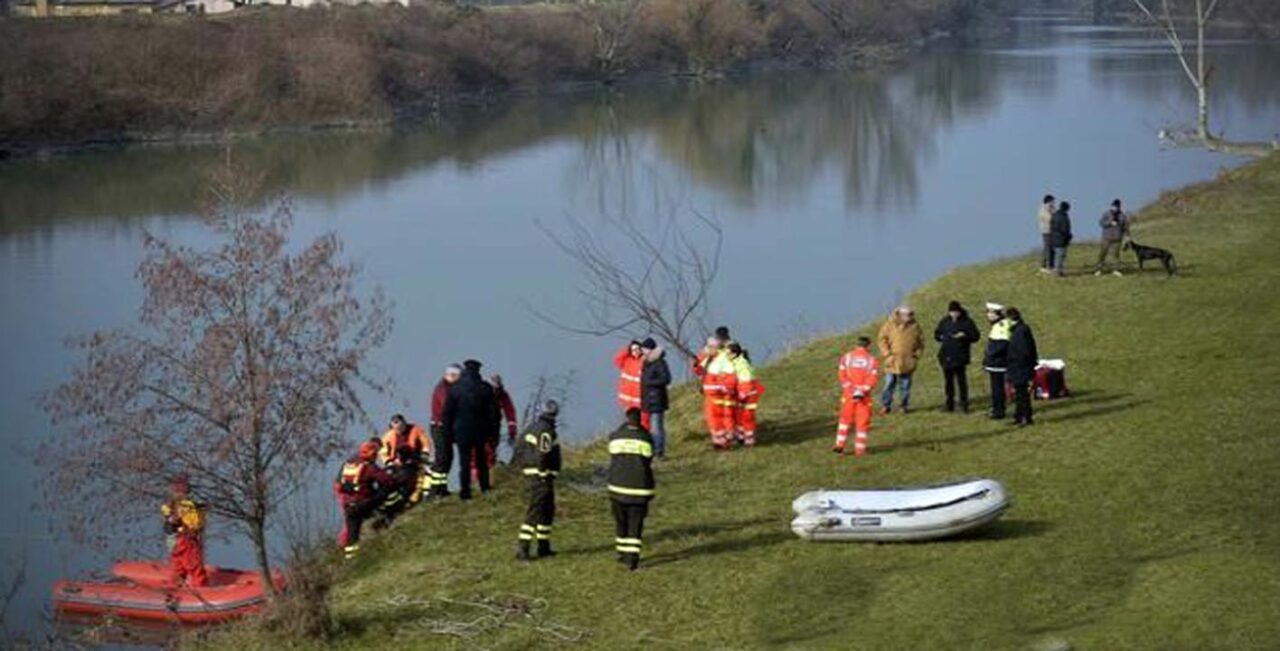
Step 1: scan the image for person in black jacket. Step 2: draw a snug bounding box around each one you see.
[608,408,656,571]
[1004,308,1040,427]
[934,300,981,413]
[639,338,672,458]
[982,303,1011,420]
[513,400,562,561]
[1049,201,1074,277]
[443,359,499,500]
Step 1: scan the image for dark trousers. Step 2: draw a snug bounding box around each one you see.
[344,494,384,548]
[428,424,453,494]
[1013,380,1034,424]
[456,440,489,498]
[988,371,1006,418]
[520,478,555,545]
[1041,234,1054,269]
[943,366,969,409]
[611,499,650,559]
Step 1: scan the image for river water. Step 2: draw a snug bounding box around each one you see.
[0,13,1277,641]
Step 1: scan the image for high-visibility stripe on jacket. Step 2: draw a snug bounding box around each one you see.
[334,457,392,497]
[984,318,1012,372]
[613,346,644,409]
[705,350,736,397]
[607,423,655,502]
[513,415,562,479]
[732,355,764,400]
[839,347,880,396]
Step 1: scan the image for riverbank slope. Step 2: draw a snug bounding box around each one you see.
[216,154,1280,650]
[0,0,1004,156]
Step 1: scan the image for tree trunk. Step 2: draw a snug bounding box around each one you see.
[1195,0,1210,140]
[249,517,279,597]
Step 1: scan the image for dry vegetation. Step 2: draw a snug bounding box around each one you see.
[0,0,1005,148]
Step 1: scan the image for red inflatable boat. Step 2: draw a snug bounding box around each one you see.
[53,561,285,624]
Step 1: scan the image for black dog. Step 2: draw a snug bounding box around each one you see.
[1123,240,1177,276]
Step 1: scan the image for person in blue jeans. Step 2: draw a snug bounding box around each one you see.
[876,306,925,414]
[639,338,672,458]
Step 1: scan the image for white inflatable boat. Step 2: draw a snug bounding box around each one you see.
[790,478,1010,542]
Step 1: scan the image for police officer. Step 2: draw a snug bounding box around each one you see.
[513,400,562,561]
[608,408,656,571]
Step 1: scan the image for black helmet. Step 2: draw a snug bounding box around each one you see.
[540,400,560,419]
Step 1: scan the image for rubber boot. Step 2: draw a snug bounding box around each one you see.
[625,553,639,571]
[537,540,556,558]
[515,541,533,562]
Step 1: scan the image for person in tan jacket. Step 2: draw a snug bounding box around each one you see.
[877,306,925,414]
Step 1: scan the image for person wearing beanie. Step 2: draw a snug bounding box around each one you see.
[835,336,879,455]
[876,306,925,415]
[639,338,672,458]
[608,408,656,571]
[934,301,981,413]
[1095,198,1130,276]
[513,400,562,561]
[613,340,645,421]
[1004,308,1040,427]
[426,364,463,498]
[334,438,394,559]
[443,360,499,500]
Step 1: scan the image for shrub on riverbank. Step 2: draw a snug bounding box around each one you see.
[0,0,1004,149]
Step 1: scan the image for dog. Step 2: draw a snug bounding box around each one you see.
[1123,240,1177,276]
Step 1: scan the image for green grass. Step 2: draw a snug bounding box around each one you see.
[215,155,1280,650]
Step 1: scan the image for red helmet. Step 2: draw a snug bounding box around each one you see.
[358,440,380,462]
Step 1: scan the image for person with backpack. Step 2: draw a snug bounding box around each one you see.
[639,338,672,459]
[933,300,982,413]
[513,400,562,561]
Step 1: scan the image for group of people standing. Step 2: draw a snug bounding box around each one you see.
[832,301,1040,455]
[690,327,764,450]
[1038,195,1132,277]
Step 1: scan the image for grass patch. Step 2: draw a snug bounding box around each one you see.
[211,155,1280,650]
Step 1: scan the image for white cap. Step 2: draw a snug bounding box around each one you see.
[985,302,1004,312]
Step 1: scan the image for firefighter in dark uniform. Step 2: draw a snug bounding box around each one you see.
[608,408,656,571]
[513,400,562,561]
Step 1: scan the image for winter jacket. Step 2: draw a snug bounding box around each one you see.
[640,348,672,413]
[877,317,926,375]
[934,312,981,369]
[443,369,499,445]
[492,384,518,443]
[1006,319,1039,384]
[607,422,655,504]
[1049,207,1073,248]
[983,318,1011,373]
[1037,203,1054,235]
[430,380,451,425]
[1099,208,1130,242]
[512,415,561,480]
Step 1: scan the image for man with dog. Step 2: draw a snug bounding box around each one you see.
[1095,198,1131,277]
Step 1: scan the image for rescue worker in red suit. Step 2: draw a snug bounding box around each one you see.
[471,374,518,485]
[727,342,764,447]
[426,364,462,498]
[836,336,880,455]
[334,439,394,559]
[162,476,208,587]
[614,341,645,425]
[380,414,431,505]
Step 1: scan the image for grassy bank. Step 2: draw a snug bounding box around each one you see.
[0,0,1006,154]
[214,154,1280,650]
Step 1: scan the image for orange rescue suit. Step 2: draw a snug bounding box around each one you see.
[836,346,879,455]
[614,346,644,412]
[162,498,208,587]
[380,423,430,465]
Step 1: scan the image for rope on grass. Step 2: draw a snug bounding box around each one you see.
[371,593,588,643]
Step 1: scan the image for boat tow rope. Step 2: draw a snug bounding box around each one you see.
[812,489,992,515]
[368,593,588,643]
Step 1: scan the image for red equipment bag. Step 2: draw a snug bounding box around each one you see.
[1033,361,1069,400]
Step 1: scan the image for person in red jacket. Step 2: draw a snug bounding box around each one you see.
[426,364,462,498]
[471,374,519,484]
[334,439,394,559]
[835,336,880,456]
[614,341,645,420]
[162,475,208,588]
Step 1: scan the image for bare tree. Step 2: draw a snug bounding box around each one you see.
[575,0,645,78]
[529,209,722,362]
[1131,0,1277,155]
[41,166,393,594]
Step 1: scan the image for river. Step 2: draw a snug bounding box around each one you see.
[0,13,1277,642]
